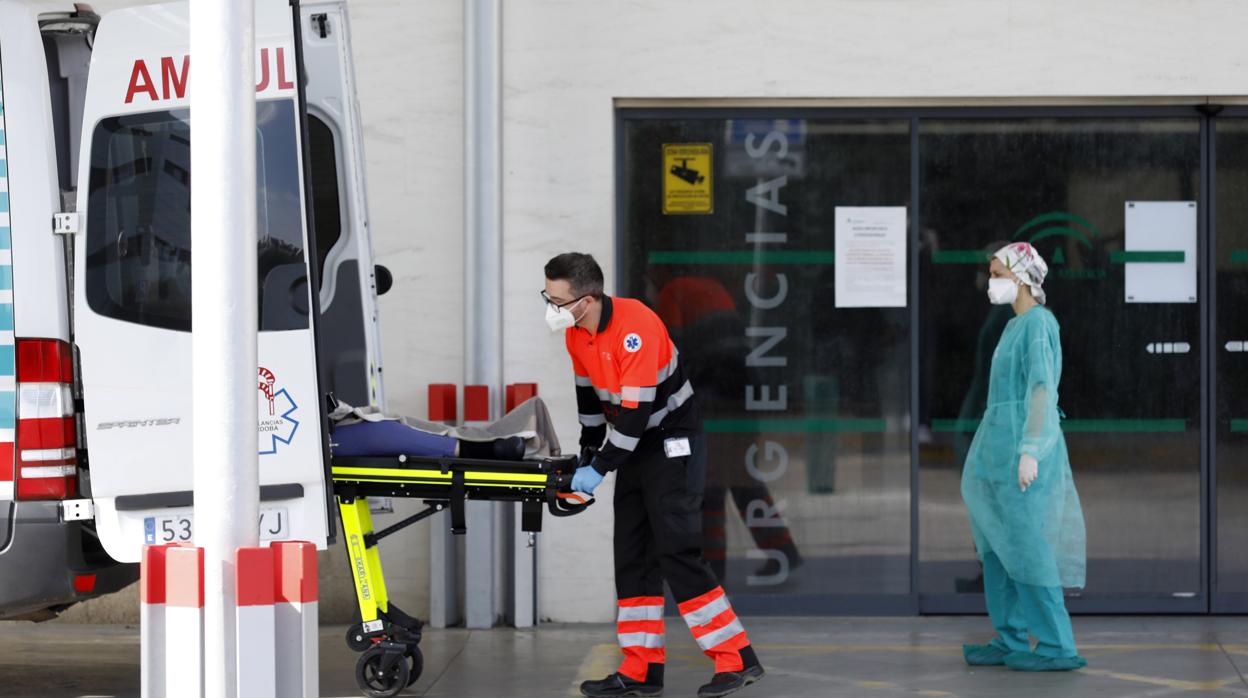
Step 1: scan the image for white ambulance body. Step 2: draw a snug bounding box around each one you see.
[0,0,385,618]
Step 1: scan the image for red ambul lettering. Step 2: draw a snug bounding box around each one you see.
[124,47,294,104]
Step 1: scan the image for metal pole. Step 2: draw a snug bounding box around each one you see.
[464,0,503,629]
[191,0,258,695]
[429,516,460,627]
[513,509,536,627]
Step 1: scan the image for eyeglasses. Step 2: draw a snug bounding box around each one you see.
[540,290,586,309]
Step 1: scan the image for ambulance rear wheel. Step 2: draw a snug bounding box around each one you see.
[346,623,373,652]
[405,646,424,687]
[355,647,410,698]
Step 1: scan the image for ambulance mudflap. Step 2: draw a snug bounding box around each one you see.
[73,0,332,563]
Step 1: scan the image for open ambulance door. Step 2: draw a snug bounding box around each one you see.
[73,0,340,563]
[299,0,387,411]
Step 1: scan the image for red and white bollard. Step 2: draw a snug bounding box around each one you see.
[139,541,317,697]
[235,547,276,698]
[140,545,170,698]
[506,383,540,627]
[429,384,461,629]
[428,383,458,423]
[505,382,538,413]
[273,541,318,698]
[463,384,490,427]
[164,545,205,697]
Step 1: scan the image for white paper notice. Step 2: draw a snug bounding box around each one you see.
[835,206,908,308]
[1124,201,1197,304]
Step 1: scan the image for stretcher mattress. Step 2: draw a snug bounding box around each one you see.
[331,420,458,458]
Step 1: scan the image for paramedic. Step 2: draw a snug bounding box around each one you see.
[543,252,765,698]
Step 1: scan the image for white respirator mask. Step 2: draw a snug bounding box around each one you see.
[545,297,585,332]
[987,278,1019,305]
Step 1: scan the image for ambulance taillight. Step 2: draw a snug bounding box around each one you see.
[14,339,77,501]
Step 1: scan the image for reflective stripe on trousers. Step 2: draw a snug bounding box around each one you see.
[678,586,750,673]
[617,596,666,682]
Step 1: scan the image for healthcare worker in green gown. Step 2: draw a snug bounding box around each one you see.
[961,242,1088,672]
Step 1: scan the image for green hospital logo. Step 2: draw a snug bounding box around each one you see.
[1014,212,1106,281]
[933,210,1106,280]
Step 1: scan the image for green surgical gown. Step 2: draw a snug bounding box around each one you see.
[961,306,1087,589]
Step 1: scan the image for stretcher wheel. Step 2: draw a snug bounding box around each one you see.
[346,623,373,652]
[406,646,424,687]
[355,647,410,698]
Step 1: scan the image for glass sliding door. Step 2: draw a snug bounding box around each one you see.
[917,115,1205,612]
[616,106,1247,615]
[618,114,914,613]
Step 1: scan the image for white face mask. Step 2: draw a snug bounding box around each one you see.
[545,297,585,332]
[987,278,1019,305]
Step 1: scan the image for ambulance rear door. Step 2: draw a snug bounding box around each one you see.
[299,0,386,410]
[73,0,333,563]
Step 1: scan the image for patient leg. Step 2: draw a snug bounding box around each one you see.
[456,435,526,461]
[331,420,525,461]
[332,420,457,457]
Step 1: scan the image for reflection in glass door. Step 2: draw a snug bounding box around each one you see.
[917,114,1206,612]
[619,115,915,613]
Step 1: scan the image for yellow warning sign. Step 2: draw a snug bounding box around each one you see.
[663,143,713,215]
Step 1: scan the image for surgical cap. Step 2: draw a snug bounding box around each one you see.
[993,242,1048,305]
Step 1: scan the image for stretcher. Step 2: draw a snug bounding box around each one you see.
[332,451,592,698]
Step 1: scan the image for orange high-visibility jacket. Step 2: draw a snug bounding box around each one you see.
[565,296,698,472]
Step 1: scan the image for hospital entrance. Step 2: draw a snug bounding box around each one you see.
[617,107,1248,615]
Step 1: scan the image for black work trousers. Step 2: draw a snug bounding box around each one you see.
[613,431,718,602]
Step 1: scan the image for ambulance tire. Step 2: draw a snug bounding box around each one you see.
[406,646,424,687]
[346,623,372,652]
[355,647,410,698]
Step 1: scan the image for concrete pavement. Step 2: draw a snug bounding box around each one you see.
[2,616,1248,697]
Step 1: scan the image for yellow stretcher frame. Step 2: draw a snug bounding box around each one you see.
[339,497,392,629]
[331,453,588,635]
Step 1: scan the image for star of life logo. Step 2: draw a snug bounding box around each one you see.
[258,366,299,455]
[624,333,643,353]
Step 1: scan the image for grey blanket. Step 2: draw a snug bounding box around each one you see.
[329,396,562,458]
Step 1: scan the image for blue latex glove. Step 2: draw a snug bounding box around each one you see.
[570,464,604,495]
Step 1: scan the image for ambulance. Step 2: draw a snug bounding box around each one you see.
[0,0,385,619]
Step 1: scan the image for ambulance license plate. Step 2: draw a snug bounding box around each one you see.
[143,508,290,545]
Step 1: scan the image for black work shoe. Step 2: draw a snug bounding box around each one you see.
[580,673,663,697]
[493,435,526,461]
[697,664,765,698]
